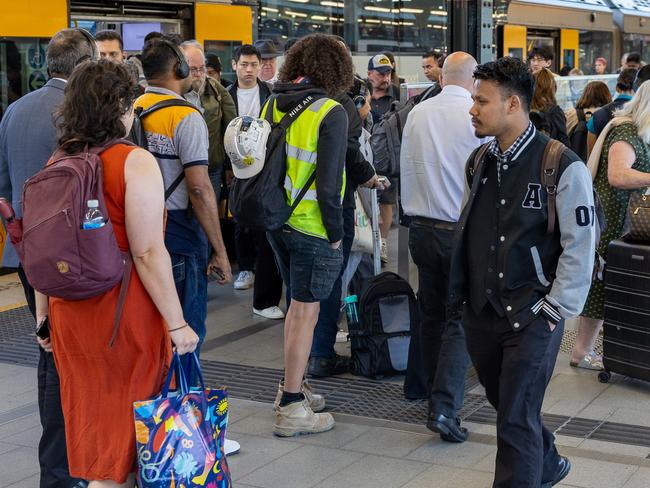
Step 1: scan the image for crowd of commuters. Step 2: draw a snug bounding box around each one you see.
[0,23,649,488]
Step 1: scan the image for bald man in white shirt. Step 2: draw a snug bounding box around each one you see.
[401,52,489,443]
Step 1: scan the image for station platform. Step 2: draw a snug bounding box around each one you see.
[0,250,649,487]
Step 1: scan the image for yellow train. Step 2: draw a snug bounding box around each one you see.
[498,0,650,74]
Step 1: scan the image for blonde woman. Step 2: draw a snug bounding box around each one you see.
[576,82,650,369]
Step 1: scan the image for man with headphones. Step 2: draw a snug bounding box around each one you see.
[0,28,95,488]
[134,37,233,388]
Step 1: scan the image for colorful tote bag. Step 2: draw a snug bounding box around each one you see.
[133,353,231,487]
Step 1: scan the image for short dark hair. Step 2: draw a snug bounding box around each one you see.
[58,59,136,154]
[205,53,222,72]
[46,29,96,78]
[423,49,443,61]
[473,57,535,112]
[627,52,642,64]
[233,44,261,62]
[144,31,163,43]
[141,38,178,81]
[634,65,650,91]
[95,30,123,51]
[528,46,554,62]
[617,68,637,92]
[279,34,354,97]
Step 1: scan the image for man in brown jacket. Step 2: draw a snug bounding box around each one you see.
[181,40,237,200]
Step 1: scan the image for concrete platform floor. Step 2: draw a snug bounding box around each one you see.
[1,228,650,487]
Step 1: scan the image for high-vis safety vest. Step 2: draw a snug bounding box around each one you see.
[262,96,346,240]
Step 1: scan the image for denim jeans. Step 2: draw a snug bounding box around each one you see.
[310,207,355,358]
[267,226,343,303]
[403,219,470,418]
[170,251,208,355]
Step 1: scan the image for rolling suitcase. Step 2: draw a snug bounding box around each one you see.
[600,239,650,383]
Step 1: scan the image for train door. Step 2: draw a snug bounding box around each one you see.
[194,3,254,84]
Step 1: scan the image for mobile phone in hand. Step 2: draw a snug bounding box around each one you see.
[208,265,225,282]
[36,318,50,340]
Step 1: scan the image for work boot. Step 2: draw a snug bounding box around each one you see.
[273,399,335,437]
[273,379,325,412]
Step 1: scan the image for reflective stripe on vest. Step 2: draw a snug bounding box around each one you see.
[262,96,345,240]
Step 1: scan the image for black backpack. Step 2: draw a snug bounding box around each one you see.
[349,272,417,378]
[230,94,319,231]
[129,98,201,199]
[569,108,591,162]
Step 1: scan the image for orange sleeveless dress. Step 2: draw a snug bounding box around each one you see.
[50,144,173,483]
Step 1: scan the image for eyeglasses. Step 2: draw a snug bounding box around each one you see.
[190,65,206,75]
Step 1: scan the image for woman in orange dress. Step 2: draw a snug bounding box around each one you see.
[34,60,199,487]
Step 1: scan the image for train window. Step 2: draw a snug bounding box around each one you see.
[257,0,448,56]
[0,37,50,119]
[579,31,613,75]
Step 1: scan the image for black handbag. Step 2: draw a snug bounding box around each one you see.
[622,190,650,242]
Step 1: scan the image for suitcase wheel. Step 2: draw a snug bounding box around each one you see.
[598,370,611,383]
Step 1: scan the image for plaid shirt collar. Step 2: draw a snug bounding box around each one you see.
[488,122,535,162]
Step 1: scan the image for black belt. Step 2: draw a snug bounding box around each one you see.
[411,216,457,231]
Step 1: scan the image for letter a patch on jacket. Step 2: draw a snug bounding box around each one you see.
[522,183,542,209]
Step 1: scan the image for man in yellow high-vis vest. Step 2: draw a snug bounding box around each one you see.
[265,34,353,437]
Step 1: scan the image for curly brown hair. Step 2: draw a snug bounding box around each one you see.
[279,34,354,97]
[58,59,137,154]
[531,68,558,111]
[575,81,612,109]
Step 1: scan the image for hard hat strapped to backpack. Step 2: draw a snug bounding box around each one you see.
[228,94,321,231]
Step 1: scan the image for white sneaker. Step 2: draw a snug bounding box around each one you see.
[224,438,240,455]
[336,329,349,343]
[253,306,285,320]
[273,399,334,437]
[234,271,254,290]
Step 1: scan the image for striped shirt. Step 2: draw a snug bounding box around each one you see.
[488,122,535,185]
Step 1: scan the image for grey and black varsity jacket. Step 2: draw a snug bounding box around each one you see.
[447,128,596,331]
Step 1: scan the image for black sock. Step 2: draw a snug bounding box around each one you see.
[279,391,304,407]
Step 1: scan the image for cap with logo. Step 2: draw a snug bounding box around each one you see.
[368,54,393,73]
[254,40,281,59]
[224,116,272,179]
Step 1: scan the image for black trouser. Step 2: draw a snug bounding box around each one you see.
[17,267,84,488]
[234,225,283,309]
[403,219,470,419]
[253,232,283,310]
[464,304,563,488]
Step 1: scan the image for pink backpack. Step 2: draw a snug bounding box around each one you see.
[16,140,133,346]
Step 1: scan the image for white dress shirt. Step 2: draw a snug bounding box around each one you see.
[400,84,488,222]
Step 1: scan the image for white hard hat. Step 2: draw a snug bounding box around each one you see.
[224,116,272,179]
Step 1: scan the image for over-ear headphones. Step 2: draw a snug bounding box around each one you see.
[161,39,190,79]
[74,28,98,65]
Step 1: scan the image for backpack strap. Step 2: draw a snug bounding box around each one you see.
[267,94,322,213]
[137,99,201,201]
[541,139,565,235]
[470,143,491,180]
[108,253,133,348]
[576,108,585,123]
[138,98,200,118]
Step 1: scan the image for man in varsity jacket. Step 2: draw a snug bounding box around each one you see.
[448,57,596,488]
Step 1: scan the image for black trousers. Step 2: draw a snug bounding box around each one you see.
[403,219,470,418]
[234,225,283,310]
[17,267,84,488]
[464,304,562,488]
